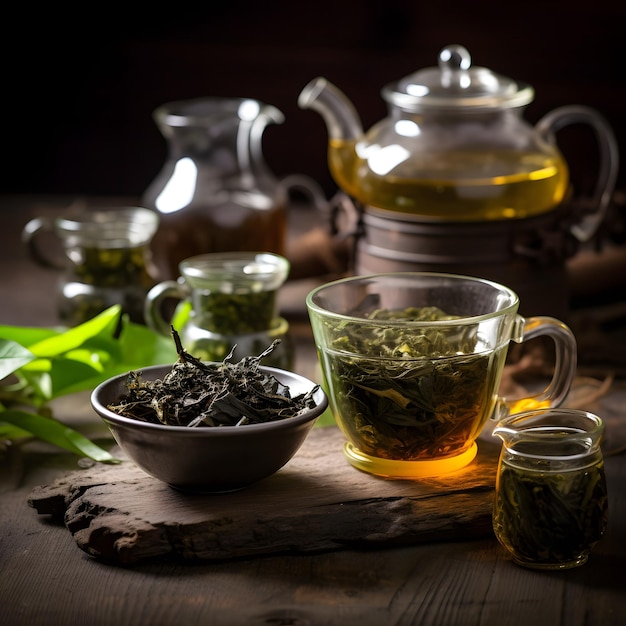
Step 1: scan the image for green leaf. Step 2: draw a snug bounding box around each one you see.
[27,306,122,358]
[0,306,178,460]
[353,381,412,409]
[116,318,178,367]
[0,325,59,347]
[0,421,32,439]
[0,409,120,463]
[0,340,36,379]
[28,359,109,400]
[171,300,192,332]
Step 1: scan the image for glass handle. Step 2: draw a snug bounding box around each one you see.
[144,280,187,337]
[281,174,329,212]
[21,216,65,270]
[504,315,578,414]
[535,105,619,243]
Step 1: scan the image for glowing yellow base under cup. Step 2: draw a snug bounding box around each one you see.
[343,442,478,478]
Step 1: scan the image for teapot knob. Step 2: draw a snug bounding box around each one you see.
[438,45,472,72]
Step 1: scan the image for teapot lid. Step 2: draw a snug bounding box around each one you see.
[382,44,534,111]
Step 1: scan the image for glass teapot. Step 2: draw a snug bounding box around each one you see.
[298,44,618,241]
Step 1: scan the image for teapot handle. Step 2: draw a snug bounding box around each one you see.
[535,105,619,243]
[280,174,329,212]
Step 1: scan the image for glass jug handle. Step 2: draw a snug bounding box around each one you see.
[22,216,66,270]
[144,280,190,337]
[535,105,619,243]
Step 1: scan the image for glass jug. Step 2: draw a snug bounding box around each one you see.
[144,252,294,370]
[493,408,608,570]
[143,97,299,281]
[22,207,159,326]
[306,272,578,478]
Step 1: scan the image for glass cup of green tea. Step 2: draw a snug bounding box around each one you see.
[22,207,160,325]
[144,251,294,370]
[306,272,577,478]
[492,408,608,569]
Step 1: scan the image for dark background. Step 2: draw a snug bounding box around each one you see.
[3,0,625,200]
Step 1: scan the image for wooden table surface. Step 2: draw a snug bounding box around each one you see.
[1,195,625,626]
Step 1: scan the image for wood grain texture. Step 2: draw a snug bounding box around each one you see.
[28,427,500,565]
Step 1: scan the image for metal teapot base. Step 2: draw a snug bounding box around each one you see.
[355,206,577,320]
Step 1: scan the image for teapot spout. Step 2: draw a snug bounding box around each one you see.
[298,77,363,141]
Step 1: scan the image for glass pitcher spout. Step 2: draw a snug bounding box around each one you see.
[493,408,605,452]
[491,425,518,448]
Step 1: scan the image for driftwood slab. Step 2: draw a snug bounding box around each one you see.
[28,427,500,566]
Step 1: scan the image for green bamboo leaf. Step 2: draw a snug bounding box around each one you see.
[0,409,120,463]
[171,300,192,332]
[14,370,52,402]
[0,307,178,460]
[0,421,31,439]
[19,357,106,401]
[27,306,121,358]
[0,340,36,379]
[21,348,111,374]
[0,325,59,347]
[117,318,178,367]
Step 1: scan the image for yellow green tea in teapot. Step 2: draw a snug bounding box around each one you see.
[329,139,569,221]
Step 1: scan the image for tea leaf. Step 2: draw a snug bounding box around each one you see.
[25,305,122,358]
[0,326,58,347]
[109,334,319,428]
[493,458,609,565]
[1,409,119,463]
[324,305,505,460]
[0,306,178,461]
[0,340,35,379]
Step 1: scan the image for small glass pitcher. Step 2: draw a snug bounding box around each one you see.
[22,207,160,326]
[492,408,609,570]
[144,252,294,369]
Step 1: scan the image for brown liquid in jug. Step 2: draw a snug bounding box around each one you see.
[329,139,569,221]
[151,197,287,281]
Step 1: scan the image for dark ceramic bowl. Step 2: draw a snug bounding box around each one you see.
[91,364,328,493]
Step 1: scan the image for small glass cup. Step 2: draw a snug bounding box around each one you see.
[492,408,609,569]
[22,207,160,325]
[144,252,294,369]
[306,272,578,478]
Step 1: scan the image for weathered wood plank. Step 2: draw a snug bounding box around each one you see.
[28,427,500,565]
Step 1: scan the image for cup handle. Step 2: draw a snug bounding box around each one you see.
[21,216,65,269]
[144,279,189,337]
[502,315,578,415]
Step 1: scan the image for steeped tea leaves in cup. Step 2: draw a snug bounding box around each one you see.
[322,306,507,461]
